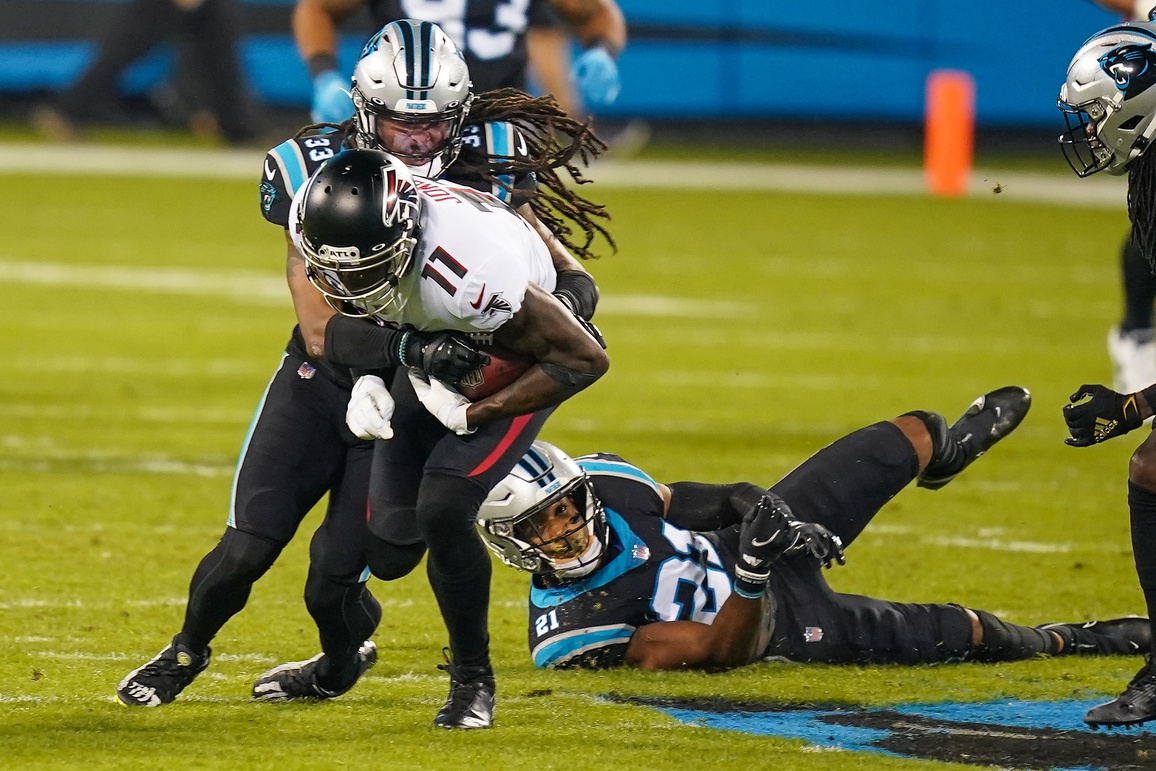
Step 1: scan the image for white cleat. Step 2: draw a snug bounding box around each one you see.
[1108,326,1156,394]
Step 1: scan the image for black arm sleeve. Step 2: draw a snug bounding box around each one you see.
[665,481,767,531]
[324,314,408,369]
[553,270,600,321]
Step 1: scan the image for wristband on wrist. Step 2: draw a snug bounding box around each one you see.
[1140,383,1156,417]
[397,330,413,367]
[732,572,768,599]
[307,53,339,78]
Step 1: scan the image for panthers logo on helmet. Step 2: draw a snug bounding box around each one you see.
[1099,43,1156,99]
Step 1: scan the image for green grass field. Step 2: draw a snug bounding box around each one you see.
[0,144,1146,769]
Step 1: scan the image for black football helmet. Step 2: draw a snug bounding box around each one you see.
[297,148,421,316]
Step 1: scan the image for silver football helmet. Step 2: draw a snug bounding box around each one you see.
[1059,22,1156,176]
[351,19,473,178]
[477,441,608,581]
[297,148,421,317]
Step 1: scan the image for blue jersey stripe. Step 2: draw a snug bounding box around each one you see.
[578,459,661,496]
[532,624,635,668]
[269,140,308,196]
[228,354,288,528]
[485,122,514,202]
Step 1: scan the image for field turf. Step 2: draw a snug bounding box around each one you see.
[0,147,1146,769]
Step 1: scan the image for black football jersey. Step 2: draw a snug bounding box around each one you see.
[528,454,749,669]
[367,0,556,93]
[259,123,536,228]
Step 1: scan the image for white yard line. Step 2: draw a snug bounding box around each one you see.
[0,142,1127,207]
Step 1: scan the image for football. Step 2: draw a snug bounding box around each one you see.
[455,345,533,400]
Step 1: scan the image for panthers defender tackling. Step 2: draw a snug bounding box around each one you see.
[116,20,609,722]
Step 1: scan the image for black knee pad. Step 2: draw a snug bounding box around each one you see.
[365,539,427,582]
[208,527,285,584]
[416,473,489,543]
[969,609,1059,662]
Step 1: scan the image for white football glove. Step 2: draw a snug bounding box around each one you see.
[408,369,474,435]
[346,375,395,440]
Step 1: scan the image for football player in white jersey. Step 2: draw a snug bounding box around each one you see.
[267,147,608,729]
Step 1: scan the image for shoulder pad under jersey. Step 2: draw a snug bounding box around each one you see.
[259,129,344,227]
[450,121,537,206]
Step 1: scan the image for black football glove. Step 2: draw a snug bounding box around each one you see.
[402,331,490,384]
[734,493,792,598]
[1062,384,1143,447]
[781,520,845,569]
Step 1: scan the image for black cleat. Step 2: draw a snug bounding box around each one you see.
[1086,657,1156,727]
[917,386,1032,490]
[251,641,377,701]
[116,635,210,707]
[434,650,495,729]
[1038,616,1151,656]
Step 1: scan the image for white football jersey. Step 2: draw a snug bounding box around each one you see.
[290,176,555,335]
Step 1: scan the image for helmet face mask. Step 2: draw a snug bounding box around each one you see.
[297,149,421,317]
[1058,24,1156,176]
[351,19,474,178]
[477,442,609,581]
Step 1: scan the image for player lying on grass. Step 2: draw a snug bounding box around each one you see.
[476,386,1150,670]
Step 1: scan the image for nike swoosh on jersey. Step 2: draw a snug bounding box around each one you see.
[265,160,276,180]
[469,284,486,309]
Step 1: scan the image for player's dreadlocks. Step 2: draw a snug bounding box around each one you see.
[1128,149,1156,271]
[297,88,612,260]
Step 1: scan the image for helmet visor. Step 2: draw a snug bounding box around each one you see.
[373,114,458,163]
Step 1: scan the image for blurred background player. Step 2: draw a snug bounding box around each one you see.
[115,20,609,711]
[1059,18,1156,726]
[30,0,262,144]
[292,0,626,124]
[477,392,1147,672]
[1088,0,1156,392]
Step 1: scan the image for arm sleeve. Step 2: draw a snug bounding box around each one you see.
[553,269,600,320]
[324,315,408,369]
[664,481,767,531]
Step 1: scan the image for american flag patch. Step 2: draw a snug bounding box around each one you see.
[297,362,316,380]
[803,626,824,643]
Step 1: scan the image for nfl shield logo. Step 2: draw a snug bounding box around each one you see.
[803,626,824,643]
[297,363,316,380]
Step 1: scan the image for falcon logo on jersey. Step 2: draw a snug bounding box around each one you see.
[1100,43,1156,99]
[480,293,513,318]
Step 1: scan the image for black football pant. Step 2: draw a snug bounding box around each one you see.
[763,420,1045,664]
[362,367,554,669]
[179,342,374,657]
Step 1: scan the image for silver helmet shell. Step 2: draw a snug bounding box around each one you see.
[351,19,473,178]
[477,441,608,581]
[296,148,421,317]
[1059,22,1156,176]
